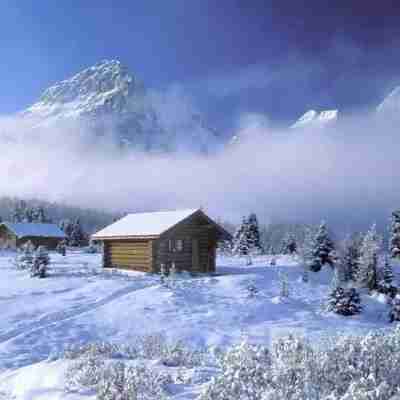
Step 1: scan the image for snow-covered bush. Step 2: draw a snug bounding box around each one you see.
[200,327,400,400]
[66,358,171,399]
[97,362,171,400]
[199,341,271,400]
[65,356,105,392]
[31,245,50,278]
[63,335,206,368]
[326,287,362,316]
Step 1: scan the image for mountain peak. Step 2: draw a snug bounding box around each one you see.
[291,109,338,129]
[377,86,400,114]
[25,59,143,119]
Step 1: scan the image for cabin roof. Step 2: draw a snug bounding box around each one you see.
[92,209,200,239]
[92,208,231,240]
[1,222,66,239]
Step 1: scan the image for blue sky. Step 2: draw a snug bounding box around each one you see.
[2,1,400,128]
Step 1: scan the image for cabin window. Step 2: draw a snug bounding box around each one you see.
[167,239,184,252]
[176,239,184,252]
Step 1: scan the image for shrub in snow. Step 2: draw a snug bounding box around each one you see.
[389,295,400,323]
[310,221,335,272]
[199,341,271,400]
[246,283,258,298]
[31,246,50,278]
[65,356,105,392]
[326,287,362,316]
[356,224,381,291]
[97,362,171,400]
[389,210,400,259]
[63,335,206,368]
[201,328,400,400]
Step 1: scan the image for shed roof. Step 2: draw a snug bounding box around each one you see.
[92,209,200,239]
[1,222,66,239]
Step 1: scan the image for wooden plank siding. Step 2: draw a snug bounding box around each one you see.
[153,213,219,273]
[103,239,153,272]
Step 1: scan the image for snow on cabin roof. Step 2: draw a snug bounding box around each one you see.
[2,222,66,239]
[92,209,200,239]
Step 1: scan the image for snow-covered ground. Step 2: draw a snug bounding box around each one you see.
[0,251,397,399]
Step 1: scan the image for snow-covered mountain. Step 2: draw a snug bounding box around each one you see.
[291,109,339,129]
[377,86,400,115]
[22,60,218,152]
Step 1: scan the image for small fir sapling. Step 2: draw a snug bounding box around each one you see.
[31,246,50,278]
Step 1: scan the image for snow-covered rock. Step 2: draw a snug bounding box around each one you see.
[22,59,218,152]
[291,109,339,129]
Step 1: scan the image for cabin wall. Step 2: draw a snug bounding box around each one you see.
[154,214,219,273]
[103,239,152,272]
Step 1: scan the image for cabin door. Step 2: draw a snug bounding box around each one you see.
[192,238,200,271]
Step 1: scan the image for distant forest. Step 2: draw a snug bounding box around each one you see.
[0,197,116,234]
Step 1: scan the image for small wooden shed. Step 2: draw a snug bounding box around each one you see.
[92,209,231,273]
[0,222,67,250]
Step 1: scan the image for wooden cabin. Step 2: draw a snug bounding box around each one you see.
[0,222,67,250]
[92,209,232,274]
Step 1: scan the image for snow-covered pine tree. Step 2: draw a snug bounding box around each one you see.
[389,210,400,259]
[232,217,250,256]
[59,219,74,245]
[310,221,335,272]
[15,240,35,270]
[247,213,263,254]
[342,233,363,282]
[31,246,50,278]
[326,287,362,316]
[389,295,400,322]
[357,224,381,291]
[70,218,87,247]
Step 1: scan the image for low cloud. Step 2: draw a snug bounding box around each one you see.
[0,111,399,233]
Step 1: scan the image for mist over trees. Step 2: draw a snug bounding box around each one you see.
[0,196,115,235]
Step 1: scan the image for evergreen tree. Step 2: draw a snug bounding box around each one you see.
[232,214,263,257]
[14,240,35,270]
[389,210,400,259]
[382,255,394,286]
[31,246,50,278]
[326,287,362,316]
[357,224,381,291]
[247,213,263,254]
[70,218,87,247]
[389,295,400,322]
[310,221,335,272]
[342,233,363,282]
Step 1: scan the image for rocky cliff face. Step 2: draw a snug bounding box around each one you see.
[23,60,218,152]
